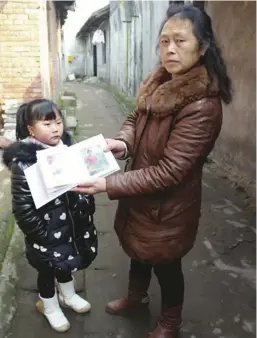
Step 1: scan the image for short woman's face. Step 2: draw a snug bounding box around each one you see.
[160,17,203,75]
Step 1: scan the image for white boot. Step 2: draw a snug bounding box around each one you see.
[36,292,70,332]
[58,279,91,313]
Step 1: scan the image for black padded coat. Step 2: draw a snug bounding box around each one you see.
[3,139,98,273]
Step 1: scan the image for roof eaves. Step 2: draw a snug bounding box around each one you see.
[76,4,110,39]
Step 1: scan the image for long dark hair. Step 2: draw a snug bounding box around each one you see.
[158,4,232,104]
[15,99,71,143]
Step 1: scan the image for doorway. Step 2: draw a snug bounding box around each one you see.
[93,45,97,76]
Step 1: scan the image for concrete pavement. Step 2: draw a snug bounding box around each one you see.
[5,82,256,338]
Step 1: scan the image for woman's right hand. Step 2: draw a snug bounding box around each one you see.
[105,138,127,159]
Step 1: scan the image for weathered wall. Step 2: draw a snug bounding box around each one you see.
[83,34,94,77]
[109,0,169,96]
[205,1,256,192]
[65,39,86,77]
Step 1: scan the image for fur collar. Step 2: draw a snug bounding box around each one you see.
[2,132,73,168]
[3,142,44,168]
[136,65,219,118]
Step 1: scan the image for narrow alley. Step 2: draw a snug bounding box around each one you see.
[6,82,256,338]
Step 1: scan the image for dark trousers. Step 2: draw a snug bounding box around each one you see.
[37,268,72,299]
[130,259,184,307]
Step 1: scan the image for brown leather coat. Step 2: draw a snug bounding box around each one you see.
[106,65,222,263]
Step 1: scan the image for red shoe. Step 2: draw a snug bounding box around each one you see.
[106,294,150,315]
[107,263,152,315]
[148,305,182,338]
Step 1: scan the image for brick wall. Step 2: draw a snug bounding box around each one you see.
[0,0,43,106]
[0,0,65,136]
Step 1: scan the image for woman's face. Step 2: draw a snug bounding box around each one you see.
[160,17,204,75]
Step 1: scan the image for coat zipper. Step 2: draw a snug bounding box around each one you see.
[65,194,79,254]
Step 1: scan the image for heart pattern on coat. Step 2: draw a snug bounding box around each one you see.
[68,255,74,260]
[54,232,61,239]
[40,246,47,252]
[33,243,39,250]
[91,247,96,253]
[55,198,61,205]
[60,213,66,220]
[84,232,90,239]
[44,214,50,221]
[54,252,61,258]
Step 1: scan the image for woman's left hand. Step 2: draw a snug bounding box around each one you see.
[72,177,107,195]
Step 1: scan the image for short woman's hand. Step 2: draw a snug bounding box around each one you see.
[72,178,107,195]
[105,138,127,159]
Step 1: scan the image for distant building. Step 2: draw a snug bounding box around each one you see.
[76,5,110,82]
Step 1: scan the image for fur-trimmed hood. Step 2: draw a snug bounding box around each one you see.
[2,131,73,168]
[3,141,44,168]
[136,65,219,118]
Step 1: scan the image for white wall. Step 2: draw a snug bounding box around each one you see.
[65,39,85,77]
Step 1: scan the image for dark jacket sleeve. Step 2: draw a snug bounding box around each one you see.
[115,109,139,156]
[106,99,222,199]
[11,162,48,242]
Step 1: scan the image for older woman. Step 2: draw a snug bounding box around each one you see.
[74,4,232,338]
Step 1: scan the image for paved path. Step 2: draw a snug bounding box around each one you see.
[6,82,256,338]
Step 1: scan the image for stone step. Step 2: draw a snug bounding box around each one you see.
[60,96,77,108]
[66,115,77,129]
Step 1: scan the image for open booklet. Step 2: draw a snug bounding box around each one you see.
[24,134,120,209]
